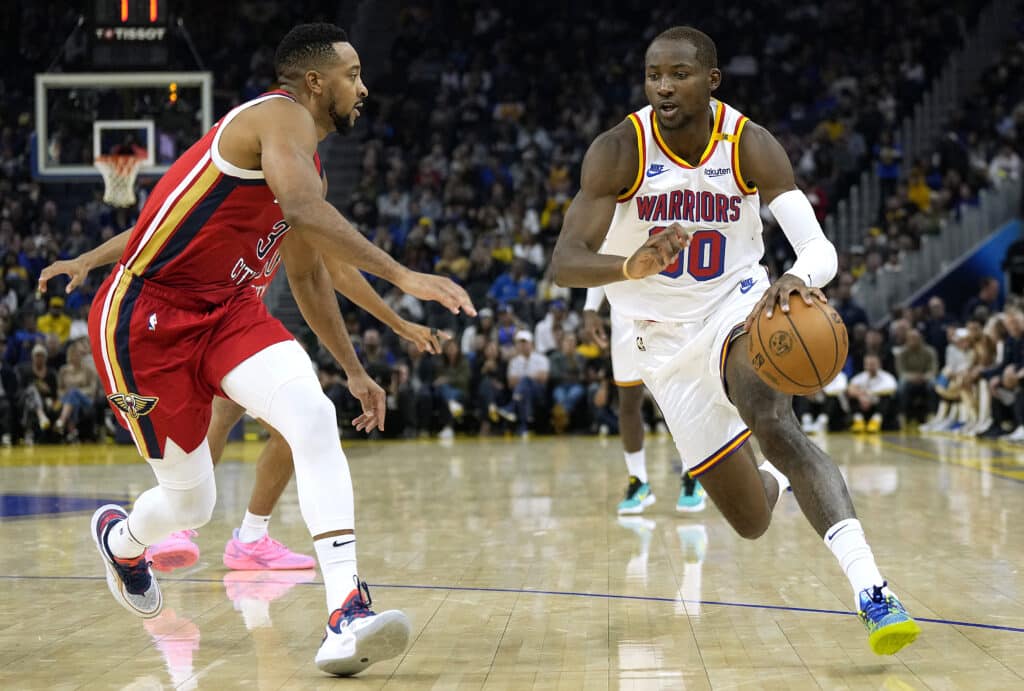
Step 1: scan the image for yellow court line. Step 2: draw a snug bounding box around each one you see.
[880,438,1024,483]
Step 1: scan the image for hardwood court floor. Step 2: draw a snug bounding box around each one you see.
[0,432,1022,690]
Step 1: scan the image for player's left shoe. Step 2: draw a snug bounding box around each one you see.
[91,504,163,618]
[223,529,316,570]
[617,476,655,514]
[857,582,921,655]
[676,474,706,513]
[146,530,200,572]
[315,579,411,676]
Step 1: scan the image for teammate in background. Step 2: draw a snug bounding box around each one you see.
[583,285,704,514]
[552,26,919,654]
[73,23,473,676]
[41,226,443,572]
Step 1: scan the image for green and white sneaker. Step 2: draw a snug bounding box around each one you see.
[676,474,706,513]
[617,476,655,514]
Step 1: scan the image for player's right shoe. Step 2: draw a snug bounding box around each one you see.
[315,579,412,676]
[676,474,706,513]
[223,529,316,570]
[857,582,921,655]
[146,529,200,572]
[90,504,162,618]
[617,476,655,514]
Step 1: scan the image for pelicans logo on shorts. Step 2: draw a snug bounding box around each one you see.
[107,392,160,420]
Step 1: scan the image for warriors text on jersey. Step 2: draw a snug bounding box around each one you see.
[117,90,319,305]
[602,99,766,323]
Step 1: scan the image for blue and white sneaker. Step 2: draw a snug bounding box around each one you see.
[617,476,655,514]
[90,504,162,618]
[857,582,921,655]
[676,474,706,513]
[316,578,411,676]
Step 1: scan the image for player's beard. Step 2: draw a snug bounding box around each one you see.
[328,97,353,136]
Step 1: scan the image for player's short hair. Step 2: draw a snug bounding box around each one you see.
[649,26,718,69]
[275,23,349,77]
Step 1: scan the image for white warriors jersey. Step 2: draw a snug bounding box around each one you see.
[602,99,765,323]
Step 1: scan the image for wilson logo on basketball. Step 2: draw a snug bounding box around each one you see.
[107,392,159,419]
[769,331,793,356]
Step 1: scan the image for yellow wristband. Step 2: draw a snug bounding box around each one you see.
[622,258,634,280]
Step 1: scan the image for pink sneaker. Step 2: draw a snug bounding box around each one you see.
[222,530,316,570]
[146,530,200,572]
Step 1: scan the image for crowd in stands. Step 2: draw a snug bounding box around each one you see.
[0,1,1021,444]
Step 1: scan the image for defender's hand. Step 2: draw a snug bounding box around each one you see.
[744,273,826,331]
[347,371,386,433]
[396,321,447,354]
[583,309,608,349]
[623,223,690,279]
[399,271,477,316]
[38,257,92,293]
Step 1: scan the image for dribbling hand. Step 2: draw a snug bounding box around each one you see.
[623,222,690,279]
[743,273,827,332]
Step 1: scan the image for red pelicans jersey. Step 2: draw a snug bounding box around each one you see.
[118,90,320,305]
[601,99,766,323]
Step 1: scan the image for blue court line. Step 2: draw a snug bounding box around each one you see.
[2,573,1021,634]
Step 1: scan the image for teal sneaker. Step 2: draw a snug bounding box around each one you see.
[857,583,921,655]
[676,474,706,513]
[617,476,655,514]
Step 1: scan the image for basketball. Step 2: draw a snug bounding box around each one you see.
[748,298,848,396]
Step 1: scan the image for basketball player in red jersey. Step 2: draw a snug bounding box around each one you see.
[552,27,918,655]
[41,225,444,575]
[77,23,473,676]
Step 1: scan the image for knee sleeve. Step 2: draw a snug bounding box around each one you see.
[127,438,217,543]
[220,341,353,536]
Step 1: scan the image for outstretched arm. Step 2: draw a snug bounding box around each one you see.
[280,233,385,433]
[38,230,131,293]
[255,99,474,316]
[322,254,443,354]
[551,124,689,287]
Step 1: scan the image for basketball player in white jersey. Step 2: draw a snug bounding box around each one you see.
[583,286,705,514]
[552,26,919,655]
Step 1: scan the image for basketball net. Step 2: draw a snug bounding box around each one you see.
[94,154,145,208]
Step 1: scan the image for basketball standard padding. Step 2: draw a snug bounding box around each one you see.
[748,298,849,396]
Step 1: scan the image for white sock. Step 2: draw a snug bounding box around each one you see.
[758,460,790,509]
[625,449,647,483]
[824,518,887,604]
[238,511,271,543]
[314,536,359,612]
[107,517,147,559]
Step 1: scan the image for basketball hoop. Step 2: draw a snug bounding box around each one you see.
[94,154,145,208]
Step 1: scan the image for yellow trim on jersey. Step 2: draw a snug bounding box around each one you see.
[651,100,726,169]
[126,161,222,275]
[690,428,751,477]
[731,116,758,194]
[614,379,644,388]
[104,272,145,446]
[616,113,646,202]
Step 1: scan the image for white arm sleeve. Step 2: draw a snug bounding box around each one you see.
[768,189,838,288]
[584,286,606,311]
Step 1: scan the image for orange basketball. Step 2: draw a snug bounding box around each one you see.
[747,298,848,396]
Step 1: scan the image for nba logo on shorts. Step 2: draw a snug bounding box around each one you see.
[636,336,646,351]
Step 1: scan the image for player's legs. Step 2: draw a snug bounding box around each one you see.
[220,340,409,674]
[222,423,315,570]
[724,333,919,653]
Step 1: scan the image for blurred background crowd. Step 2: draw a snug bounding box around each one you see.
[0,0,1022,445]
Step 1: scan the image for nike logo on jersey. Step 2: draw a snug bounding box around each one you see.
[705,166,731,177]
[739,278,757,294]
[646,164,668,177]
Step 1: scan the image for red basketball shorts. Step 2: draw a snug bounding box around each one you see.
[88,265,294,459]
